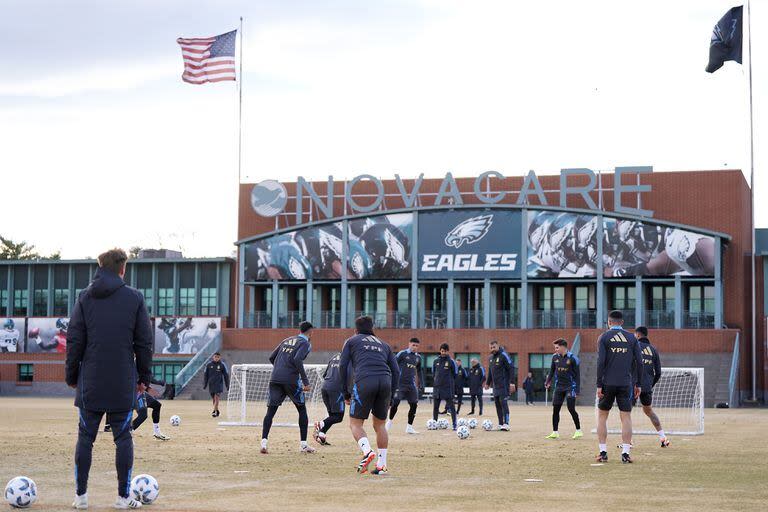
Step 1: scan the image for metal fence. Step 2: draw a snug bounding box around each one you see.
[174,332,222,394]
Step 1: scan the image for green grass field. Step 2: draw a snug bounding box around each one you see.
[1,397,766,511]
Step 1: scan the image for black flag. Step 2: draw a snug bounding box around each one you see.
[706,6,743,73]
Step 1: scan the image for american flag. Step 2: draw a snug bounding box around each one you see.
[177,30,237,84]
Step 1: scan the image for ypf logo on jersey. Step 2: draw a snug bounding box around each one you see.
[418,210,522,278]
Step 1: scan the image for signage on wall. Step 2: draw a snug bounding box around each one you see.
[250,166,655,222]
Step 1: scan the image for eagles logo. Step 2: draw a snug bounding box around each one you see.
[444,214,494,248]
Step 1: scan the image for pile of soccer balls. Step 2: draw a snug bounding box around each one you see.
[4,474,160,508]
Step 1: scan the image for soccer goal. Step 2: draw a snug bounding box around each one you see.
[219,364,326,427]
[594,367,705,436]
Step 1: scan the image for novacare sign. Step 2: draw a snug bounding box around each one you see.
[250,166,655,222]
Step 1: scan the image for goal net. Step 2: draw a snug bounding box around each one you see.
[220,364,326,427]
[594,367,704,436]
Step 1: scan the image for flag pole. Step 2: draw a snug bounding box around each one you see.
[746,0,757,401]
[237,16,244,185]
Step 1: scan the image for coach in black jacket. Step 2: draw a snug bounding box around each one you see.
[65,248,153,509]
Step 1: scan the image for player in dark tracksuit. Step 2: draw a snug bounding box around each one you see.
[260,321,315,454]
[635,326,669,447]
[544,339,582,439]
[339,316,400,475]
[203,352,230,417]
[454,359,469,415]
[387,337,425,434]
[105,377,170,440]
[595,310,646,463]
[313,352,347,445]
[486,341,515,430]
[468,359,486,415]
[432,343,458,430]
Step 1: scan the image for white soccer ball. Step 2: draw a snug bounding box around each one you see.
[457,417,468,427]
[438,418,450,430]
[130,474,159,505]
[169,415,181,427]
[426,419,438,430]
[468,418,478,429]
[4,476,38,508]
[482,419,493,431]
[456,425,470,440]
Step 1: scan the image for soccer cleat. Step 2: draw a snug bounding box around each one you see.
[370,465,388,475]
[499,424,510,431]
[357,450,376,474]
[545,432,560,439]
[660,437,671,448]
[595,451,608,462]
[621,453,633,464]
[385,419,392,432]
[153,432,170,441]
[214,410,220,418]
[72,493,88,509]
[114,496,142,509]
[300,445,316,454]
[211,410,217,418]
[313,421,324,443]
[468,411,475,415]
[572,430,583,440]
[260,439,268,454]
[405,424,419,434]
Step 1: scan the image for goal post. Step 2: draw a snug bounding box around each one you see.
[594,367,705,436]
[219,364,327,427]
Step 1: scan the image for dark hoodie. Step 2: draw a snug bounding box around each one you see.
[65,267,153,412]
[339,330,400,399]
[637,336,662,391]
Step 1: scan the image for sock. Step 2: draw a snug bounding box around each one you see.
[622,443,631,454]
[599,443,607,453]
[658,430,666,439]
[575,429,582,433]
[319,420,325,429]
[300,440,308,449]
[358,437,372,455]
[552,431,559,435]
[377,448,387,467]
[153,423,160,434]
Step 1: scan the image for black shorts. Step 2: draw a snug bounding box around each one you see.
[350,375,391,420]
[322,388,346,415]
[267,380,305,407]
[598,385,632,412]
[396,387,419,404]
[639,391,653,407]
[552,389,576,406]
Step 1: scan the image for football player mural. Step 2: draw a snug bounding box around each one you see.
[26,318,69,353]
[348,214,412,280]
[154,317,221,354]
[0,318,24,353]
[527,212,598,278]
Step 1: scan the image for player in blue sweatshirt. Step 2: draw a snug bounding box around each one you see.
[338,316,400,475]
[635,326,669,448]
[595,310,645,464]
[260,321,315,455]
[544,339,582,439]
[485,340,515,430]
[432,343,458,430]
[313,352,347,446]
[387,337,425,434]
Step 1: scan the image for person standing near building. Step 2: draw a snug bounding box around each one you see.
[203,352,230,418]
[635,326,670,448]
[454,358,469,415]
[386,337,424,434]
[545,339,582,440]
[523,372,535,405]
[314,352,346,446]
[432,343,458,430]
[485,340,515,431]
[467,358,485,415]
[65,248,153,510]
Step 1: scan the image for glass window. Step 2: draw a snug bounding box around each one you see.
[179,288,195,315]
[13,289,28,316]
[528,352,552,401]
[650,285,675,311]
[538,286,564,310]
[201,288,217,315]
[158,288,174,316]
[17,364,33,382]
[688,285,715,313]
[396,287,410,313]
[0,267,7,316]
[53,289,69,316]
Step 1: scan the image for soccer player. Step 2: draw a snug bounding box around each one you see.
[485,340,515,430]
[635,326,670,447]
[454,358,469,415]
[104,377,170,441]
[523,372,535,405]
[0,318,20,352]
[544,339,582,440]
[260,321,316,454]
[338,316,400,475]
[467,358,485,415]
[596,310,645,464]
[314,351,345,445]
[432,343,458,430]
[386,337,425,434]
[203,352,230,418]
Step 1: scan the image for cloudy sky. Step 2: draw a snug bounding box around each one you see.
[1,0,764,258]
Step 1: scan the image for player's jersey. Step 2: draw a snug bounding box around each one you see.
[432,355,457,390]
[487,349,514,389]
[54,331,67,353]
[321,352,344,393]
[596,327,644,389]
[0,329,20,352]
[395,349,423,390]
[637,337,662,390]
[468,364,486,393]
[268,334,312,385]
[546,352,580,394]
[338,332,399,397]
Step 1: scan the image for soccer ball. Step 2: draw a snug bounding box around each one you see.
[4,476,38,508]
[130,474,159,505]
[438,418,450,430]
[169,415,181,427]
[468,418,478,429]
[482,419,493,431]
[456,425,470,440]
[426,419,438,430]
[457,417,468,427]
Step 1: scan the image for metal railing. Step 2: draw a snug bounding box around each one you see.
[349,310,412,329]
[277,311,305,328]
[568,310,597,328]
[315,311,342,328]
[243,311,272,328]
[496,310,521,328]
[533,310,566,328]
[174,332,222,394]
[422,310,447,329]
[609,309,636,328]
[457,310,484,329]
[684,311,715,329]
[645,310,675,328]
[728,332,740,407]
